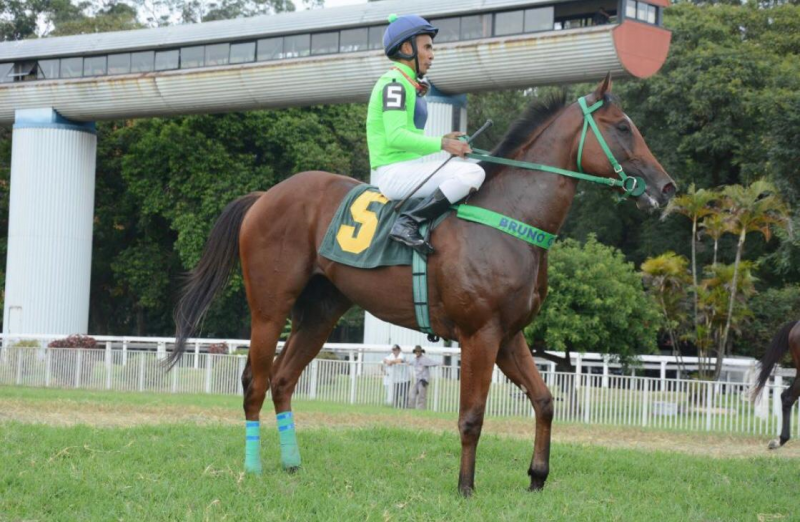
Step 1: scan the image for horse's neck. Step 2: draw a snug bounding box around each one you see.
[473,115,580,235]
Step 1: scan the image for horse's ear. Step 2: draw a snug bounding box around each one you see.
[589,73,612,103]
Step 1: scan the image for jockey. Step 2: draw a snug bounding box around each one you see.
[367,14,486,254]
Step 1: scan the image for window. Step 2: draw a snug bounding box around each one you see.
[283,34,310,58]
[637,2,648,22]
[108,53,131,75]
[181,45,204,68]
[311,32,338,55]
[525,7,554,32]
[433,17,459,43]
[257,37,283,61]
[131,51,154,72]
[340,28,368,52]
[626,0,637,18]
[0,63,11,83]
[495,10,524,36]
[10,61,37,81]
[155,49,179,71]
[205,43,230,66]
[230,42,256,63]
[460,15,491,40]
[646,4,657,24]
[60,57,83,78]
[39,59,59,79]
[368,25,387,51]
[83,56,106,76]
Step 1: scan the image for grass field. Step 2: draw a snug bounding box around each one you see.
[1,386,797,521]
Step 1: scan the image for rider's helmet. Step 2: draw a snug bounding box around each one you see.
[383,14,438,63]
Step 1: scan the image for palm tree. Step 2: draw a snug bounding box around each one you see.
[662,185,718,337]
[700,262,757,379]
[641,252,691,374]
[716,180,788,379]
[698,209,731,268]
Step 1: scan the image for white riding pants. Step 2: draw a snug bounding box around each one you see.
[373,157,486,203]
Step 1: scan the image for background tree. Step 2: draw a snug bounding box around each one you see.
[524,235,660,369]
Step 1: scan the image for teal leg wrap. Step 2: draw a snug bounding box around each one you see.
[276,411,301,469]
[245,420,262,474]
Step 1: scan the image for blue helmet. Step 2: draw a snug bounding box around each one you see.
[383,14,438,59]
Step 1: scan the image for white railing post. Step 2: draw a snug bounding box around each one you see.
[171,363,178,393]
[205,355,213,394]
[157,342,166,360]
[75,349,83,388]
[122,340,128,367]
[705,381,713,431]
[194,342,200,369]
[773,375,783,424]
[432,365,440,412]
[660,361,667,392]
[349,354,357,405]
[138,353,146,391]
[575,354,582,388]
[602,356,609,388]
[309,359,318,400]
[548,362,556,387]
[583,374,591,423]
[45,348,51,387]
[105,341,112,390]
[237,355,246,396]
[15,348,23,385]
[642,379,649,427]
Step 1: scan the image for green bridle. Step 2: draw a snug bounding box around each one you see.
[467,96,647,198]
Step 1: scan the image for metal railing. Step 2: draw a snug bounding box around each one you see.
[1,346,795,439]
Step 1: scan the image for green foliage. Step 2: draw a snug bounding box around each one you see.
[524,235,660,364]
[739,284,800,358]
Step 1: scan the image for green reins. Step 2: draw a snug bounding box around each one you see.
[466,96,647,198]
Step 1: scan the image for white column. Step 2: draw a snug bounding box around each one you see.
[3,109,96,337]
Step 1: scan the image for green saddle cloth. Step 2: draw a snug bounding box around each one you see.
[319,184,444,269]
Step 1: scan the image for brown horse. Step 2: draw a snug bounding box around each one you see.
[753,320,800,449]
[170,76,676,496]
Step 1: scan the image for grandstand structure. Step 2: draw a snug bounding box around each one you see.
[0,0,671,343]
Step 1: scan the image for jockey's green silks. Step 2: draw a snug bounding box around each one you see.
[367,62,442,169]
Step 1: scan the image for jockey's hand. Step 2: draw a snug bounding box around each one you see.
[443,131,466,140]
[442,137,472,158]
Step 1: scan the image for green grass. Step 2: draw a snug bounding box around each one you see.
[0,387,797,521]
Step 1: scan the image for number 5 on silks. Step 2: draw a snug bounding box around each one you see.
[336,191,389,254]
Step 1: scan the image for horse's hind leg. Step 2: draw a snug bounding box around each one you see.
[270,276,353,470]
[495,332,553,491]
[770,377,800,449]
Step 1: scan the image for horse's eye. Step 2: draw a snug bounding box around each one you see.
[617,123,631,133]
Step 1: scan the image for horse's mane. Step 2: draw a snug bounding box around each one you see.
[479,90,568,176]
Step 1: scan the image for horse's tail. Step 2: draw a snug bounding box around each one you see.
[169,193,262,368]
[752,320,798,402]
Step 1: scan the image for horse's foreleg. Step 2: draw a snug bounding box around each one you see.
[496,332,553,491]
[270,278,352,470]
[457,330,501,497]
[770,377,800,449]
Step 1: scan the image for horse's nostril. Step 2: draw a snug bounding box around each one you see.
[662,183,676,197]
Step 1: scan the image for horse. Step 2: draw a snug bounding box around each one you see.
[170,75,677,496]
[753,320,800,449]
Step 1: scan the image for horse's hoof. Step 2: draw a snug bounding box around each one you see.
[529,479,546,491]
[768,439,781,450]
[285,466,301,474]
[458,486,474,498]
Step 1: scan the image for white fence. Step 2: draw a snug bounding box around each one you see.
[1,345,796,439]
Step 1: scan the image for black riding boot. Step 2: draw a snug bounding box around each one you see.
[390,189,451,254]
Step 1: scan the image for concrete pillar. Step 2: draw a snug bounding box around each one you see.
[3,108,96,337]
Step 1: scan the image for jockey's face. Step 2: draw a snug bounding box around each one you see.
[400,34,434,76]
[415,34,434,76]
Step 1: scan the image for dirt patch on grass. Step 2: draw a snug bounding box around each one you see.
[2,397,798,460]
